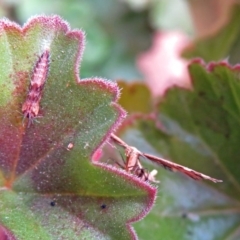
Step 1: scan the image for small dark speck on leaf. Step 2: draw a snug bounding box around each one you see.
[101,204,107,209]
[181,212,200,222]
[50,201,56,207]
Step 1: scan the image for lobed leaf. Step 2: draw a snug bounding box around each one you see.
[0,15,156,239]
[119,60,240,239]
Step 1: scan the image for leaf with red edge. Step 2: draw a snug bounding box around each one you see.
[0,224,16,240]
[118,60,240,239]
[0,16,156,239]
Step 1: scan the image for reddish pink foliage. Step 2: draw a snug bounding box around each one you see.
[0,225,16,240]
[137,31,192,97]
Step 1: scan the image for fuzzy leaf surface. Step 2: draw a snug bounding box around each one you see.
[0,16,156,240]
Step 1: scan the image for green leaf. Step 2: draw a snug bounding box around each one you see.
[0,16,156,239]
[117,81,152,114]
[183,5,240,64]
[120,60,240,239]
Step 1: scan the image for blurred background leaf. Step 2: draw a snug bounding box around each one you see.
[183,4,240,64]
[120,61,240,240]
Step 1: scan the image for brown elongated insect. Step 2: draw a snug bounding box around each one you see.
[125,146,159,182]
[22,49,50,125]
[113,148,159,182]
[110,134,222,183]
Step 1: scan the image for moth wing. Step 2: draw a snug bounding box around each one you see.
[143,153,222,183]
